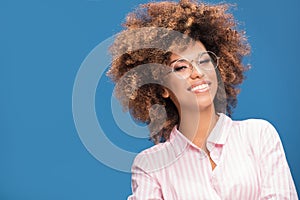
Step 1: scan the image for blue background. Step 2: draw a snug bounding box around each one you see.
[1,0,299,199]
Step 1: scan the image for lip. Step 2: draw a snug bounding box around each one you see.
[187,80,212,93]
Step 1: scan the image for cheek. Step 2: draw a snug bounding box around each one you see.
[168,80,189,98]
[164,78,190,105]
[209,70,218,88]
[209,68,218,80]
[165,76,187,93]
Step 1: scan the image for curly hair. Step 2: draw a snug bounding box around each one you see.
[107,0,250,144]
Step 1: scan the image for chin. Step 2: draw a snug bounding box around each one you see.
[196,98,215,112]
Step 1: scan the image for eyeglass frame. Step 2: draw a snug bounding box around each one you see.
[167,51,220,79]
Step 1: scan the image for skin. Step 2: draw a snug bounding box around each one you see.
[163,41,219,169]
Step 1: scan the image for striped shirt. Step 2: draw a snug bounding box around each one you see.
[128,113,298,199]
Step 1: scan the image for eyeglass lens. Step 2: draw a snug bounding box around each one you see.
[171,51,218,79]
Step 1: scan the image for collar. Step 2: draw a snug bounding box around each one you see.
[169,113,232,157]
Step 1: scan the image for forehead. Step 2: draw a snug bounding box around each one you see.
[170,41,207,60]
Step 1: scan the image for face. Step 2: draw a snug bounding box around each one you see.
[164,41,218,114]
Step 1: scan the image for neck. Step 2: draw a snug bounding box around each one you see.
[178,105,219,151]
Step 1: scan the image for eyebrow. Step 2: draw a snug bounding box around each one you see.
[169,59,179,65]
[169,58,188,65]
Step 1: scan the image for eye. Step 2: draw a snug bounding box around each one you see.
[173,65,188,72]
[172,59,189,72]
[199,58,211,65]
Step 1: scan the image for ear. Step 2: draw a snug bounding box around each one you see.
[162,87,170,98]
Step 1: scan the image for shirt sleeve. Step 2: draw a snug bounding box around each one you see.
[127,155,163,200]
[259,121,298,199]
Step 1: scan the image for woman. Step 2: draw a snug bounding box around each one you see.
[107,0,298,199]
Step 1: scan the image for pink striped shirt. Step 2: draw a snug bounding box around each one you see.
[128,113,298,199]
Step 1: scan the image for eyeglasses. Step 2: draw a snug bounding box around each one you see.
[169,51,219,79]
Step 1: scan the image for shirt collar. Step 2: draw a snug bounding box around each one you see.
[169,113,232,157]
[206,113,232,152]
[207,113,232,145]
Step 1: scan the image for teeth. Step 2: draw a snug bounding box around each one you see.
[191,84,209,92]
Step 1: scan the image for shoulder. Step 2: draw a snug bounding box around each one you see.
[135,139,172,159]
[219,116,285,165]
[231,117,278,139]
[216,113,277,140]
[232,117,274,129]
[219,114,278,143]
[228,116,282,154]
[131,140,177,174]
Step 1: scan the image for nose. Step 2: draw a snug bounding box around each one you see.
[190,63,205,79]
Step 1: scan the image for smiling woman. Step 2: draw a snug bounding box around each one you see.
[106,0,298,199]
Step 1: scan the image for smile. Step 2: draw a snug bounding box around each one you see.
[189,82,211,93]
[190,83,209,92]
